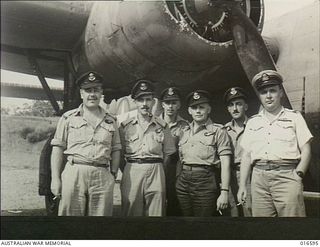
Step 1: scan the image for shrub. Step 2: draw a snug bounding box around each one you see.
[20,127,35,139]
[26,127,56,143]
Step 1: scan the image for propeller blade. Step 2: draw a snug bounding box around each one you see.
[229,4,292,109]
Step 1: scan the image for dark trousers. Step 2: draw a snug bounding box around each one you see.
[166,153,182,216]
[176,168,219,216]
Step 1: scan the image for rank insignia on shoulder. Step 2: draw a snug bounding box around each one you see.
[278,119,292,122]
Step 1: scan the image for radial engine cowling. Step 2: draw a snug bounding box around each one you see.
[84,0,263,91]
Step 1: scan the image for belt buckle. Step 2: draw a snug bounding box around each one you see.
[267,162,280,171]
[137,158,142,164]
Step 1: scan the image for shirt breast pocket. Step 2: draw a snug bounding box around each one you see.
[125,133,139,154]
[68,121,87,143]
[96,122,114,145]
[198,135,215,160]
[275,122,295,142]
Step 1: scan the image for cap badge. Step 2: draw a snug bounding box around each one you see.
[140,83,147,91]
[168,88,174,96]
[88,73,96,82]
[230,88,237,95]
[193,92,200,100]
[261,73,270,82]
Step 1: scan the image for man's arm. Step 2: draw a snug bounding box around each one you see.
[237,150,252,204]
[216,155,231,210]
[111,150,121,179]
[51,146,64,197]
[296,141,312,174]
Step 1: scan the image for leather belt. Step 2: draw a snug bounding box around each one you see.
[127,158,163,164]
[182,164,213,171]
[68,157,109,168]
[254,160,298,171]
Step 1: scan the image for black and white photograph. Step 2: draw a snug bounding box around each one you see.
[1,0,319,241]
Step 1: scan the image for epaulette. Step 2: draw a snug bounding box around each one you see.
[248,114,261,119]
[284,108,299,113]
[224,121,232,128]
[62,108,78,119]
[121,117,136,127]
[154,117,167,128]
[213,123,224,128]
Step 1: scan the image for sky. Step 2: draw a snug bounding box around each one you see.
[0,0,316,107]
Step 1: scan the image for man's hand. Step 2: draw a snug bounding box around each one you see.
[111,170,118,180]
[51,178,62,199]
[237,186,247,205]
[216,191,229,211]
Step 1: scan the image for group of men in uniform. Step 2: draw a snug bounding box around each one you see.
[50,69,313,217]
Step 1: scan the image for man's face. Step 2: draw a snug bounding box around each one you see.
[80,86,103,108]
[134,94,155,116]
[227,98,248,120]
[162,100,181,117]
[188,103,211,124]
[258,85,283,112]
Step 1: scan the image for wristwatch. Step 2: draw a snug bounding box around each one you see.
[296,170,304,178]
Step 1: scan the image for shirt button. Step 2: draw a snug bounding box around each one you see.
[265,152,267,154]
[268,133,271,135]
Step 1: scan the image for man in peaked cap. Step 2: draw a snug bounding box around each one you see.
[51,71,121,216]
[224,87,252,217]
[176,90,232,216]
[238,70,313,217]
[119,80,176,216]
[159,87,189,216]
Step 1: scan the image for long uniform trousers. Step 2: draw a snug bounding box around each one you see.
[229,169,252,217]
[121,162,166,216]
[176,169,219,216]
[59,162,115,216]
[252,168,306,217]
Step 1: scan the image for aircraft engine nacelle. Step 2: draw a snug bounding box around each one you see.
[84,0,263,92]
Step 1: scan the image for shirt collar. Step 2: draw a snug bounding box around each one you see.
[75,104,107,122]
[190,118,212,132]
[260,106,285,122]
[230,116,248,128]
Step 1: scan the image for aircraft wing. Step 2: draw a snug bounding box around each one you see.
[1,1,92,80]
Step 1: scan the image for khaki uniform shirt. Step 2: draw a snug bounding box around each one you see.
[241,107,313,162]
[51,104,121,165]
[178,118,232,166]
[159,114,189,145]
[119,115,176,159]
[225,117,247,164]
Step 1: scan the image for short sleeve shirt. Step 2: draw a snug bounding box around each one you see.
[51,104,121,164]
[225,117,247,164]
[119,115,176,159]
[241,107,313,161]
[178,118,232,166]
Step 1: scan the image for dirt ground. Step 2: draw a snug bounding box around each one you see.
[0,115,121,216]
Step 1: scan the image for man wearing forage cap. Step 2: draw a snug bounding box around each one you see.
[238,70,313,217]
[176,90,232,216]
[159,87,189,216]
[119,80,176,216]
[224,87,252,217]
[51,71,121,216]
